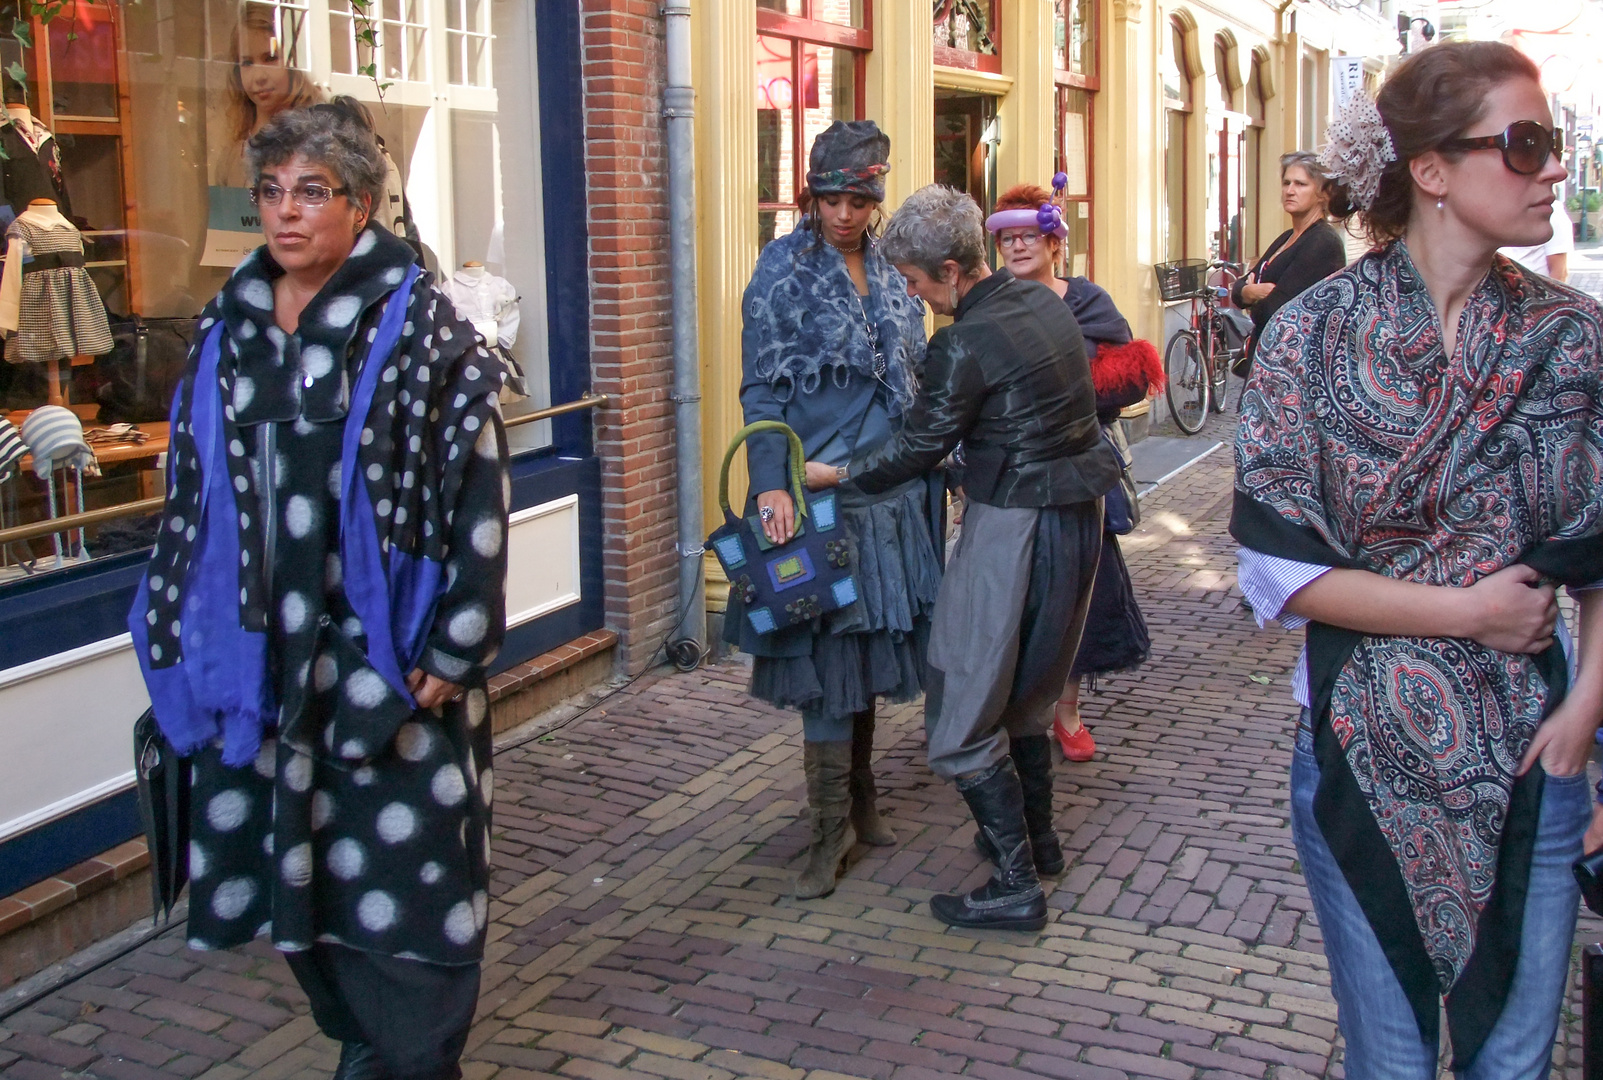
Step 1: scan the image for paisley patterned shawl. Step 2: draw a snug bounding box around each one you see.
[742,222,926,413]
[1231,239,1603,1066]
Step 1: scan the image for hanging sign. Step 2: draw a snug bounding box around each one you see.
[1333,56,1365,108]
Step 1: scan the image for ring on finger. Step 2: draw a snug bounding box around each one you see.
[759,505,775,523]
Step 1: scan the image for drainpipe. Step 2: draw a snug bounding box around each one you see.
[663,0,707,662]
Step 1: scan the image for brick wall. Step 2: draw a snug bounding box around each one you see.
[580,0,679,674]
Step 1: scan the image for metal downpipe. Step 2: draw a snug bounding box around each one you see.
[663,0,707,659]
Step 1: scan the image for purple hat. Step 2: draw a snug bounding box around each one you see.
[985,204,1068,239]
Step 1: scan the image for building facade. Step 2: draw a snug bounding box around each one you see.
[691,0,1397,569]
[0,0,686,946]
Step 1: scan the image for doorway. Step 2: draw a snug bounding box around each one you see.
[934,89,998,220]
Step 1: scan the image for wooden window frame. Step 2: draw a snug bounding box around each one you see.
[1054,86,1095,279]
[1053,0,1099,91]
[932,0,1000,75]
[756,9,871,243]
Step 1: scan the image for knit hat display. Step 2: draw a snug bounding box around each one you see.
[20,405,97,479]
[806,120,891,202]
[0,416,22,480]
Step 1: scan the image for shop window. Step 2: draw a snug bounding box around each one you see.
[0,0,559,587]
[330,0,429,83]
[444,0,491,87]
[934,90,996,219]
[933,0,999,74]
[754,5,869,253]
[1053,0,1095,84]
[1163,17,1193,262]
[1245,54,1266,259]
[1209,34,1245,265]
[758,0,865,27]
[1053,88,1092,279]
[1052,0,1097,277]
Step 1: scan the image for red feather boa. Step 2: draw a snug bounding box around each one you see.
[1090,338,1165,395]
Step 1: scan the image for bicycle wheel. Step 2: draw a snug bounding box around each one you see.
[1164,329,1209,435]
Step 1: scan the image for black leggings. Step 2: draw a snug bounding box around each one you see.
[285,943,479,1080]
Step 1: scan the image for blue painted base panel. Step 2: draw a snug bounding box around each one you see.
[0,789,143,898]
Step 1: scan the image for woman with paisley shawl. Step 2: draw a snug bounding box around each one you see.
[1233,42,1603,1077]
[130,105,508,1080]
[728,121,943,900]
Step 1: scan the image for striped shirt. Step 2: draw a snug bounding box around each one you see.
[1236,547,1584,707]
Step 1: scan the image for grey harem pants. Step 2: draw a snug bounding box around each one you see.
[923,498,1103,778]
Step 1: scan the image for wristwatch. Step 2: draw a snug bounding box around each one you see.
[835,464,850,485]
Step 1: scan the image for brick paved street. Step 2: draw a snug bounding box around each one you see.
[3,402,1600,1079]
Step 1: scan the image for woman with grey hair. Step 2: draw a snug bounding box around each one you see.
[1230,150,1347,374]
[130,103,508,1080]
[809,184,1118,931]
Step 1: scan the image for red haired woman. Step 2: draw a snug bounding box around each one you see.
[983,184,1162,775]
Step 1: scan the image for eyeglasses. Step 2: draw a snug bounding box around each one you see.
[1442,121,1564,176]
[250,182,350,207]
[997,231,1044,249]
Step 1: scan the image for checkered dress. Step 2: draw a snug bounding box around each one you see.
[4,216,113,365]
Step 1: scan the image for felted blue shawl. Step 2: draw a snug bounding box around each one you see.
[743,222,925,413]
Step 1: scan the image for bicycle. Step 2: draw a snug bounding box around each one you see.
[1153,258,1251,435]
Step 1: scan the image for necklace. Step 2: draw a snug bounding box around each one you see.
[828,238,863,254]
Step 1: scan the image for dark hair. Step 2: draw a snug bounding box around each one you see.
[795,186,882,250]
[246,105,388,212]
[1330,41,1542,243]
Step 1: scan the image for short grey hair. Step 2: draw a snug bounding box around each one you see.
[245,104,388,212]
[1280,150,1330,188]
[880,184,987,278]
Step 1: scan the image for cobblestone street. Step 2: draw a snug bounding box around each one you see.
[3,402,1600,1079]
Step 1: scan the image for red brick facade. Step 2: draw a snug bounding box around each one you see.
[580,2,679,674]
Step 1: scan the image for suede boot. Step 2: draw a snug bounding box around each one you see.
[333,1042,387,1080]
[973,736,1065,876]
[849,708,897,846]
[933,758,1047,931]
[795,740,856,899]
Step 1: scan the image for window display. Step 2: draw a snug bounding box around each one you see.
[0,0,552,587]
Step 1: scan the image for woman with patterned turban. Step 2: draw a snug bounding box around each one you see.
[728,120,943,900]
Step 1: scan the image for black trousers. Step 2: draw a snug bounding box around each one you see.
[285,943,480,1080]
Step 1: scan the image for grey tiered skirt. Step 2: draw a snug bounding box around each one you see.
[725,473,944,724]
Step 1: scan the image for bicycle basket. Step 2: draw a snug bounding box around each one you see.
[1153,259,1210,302]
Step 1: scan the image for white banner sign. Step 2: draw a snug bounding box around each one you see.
[1334,56,1365,108]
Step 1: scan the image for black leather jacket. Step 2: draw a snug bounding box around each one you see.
[850,270,1119,508]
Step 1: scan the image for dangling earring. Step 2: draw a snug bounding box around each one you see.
[948,278,959,311]
[1436,197,1445,212]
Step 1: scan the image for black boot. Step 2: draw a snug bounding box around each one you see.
[333,1041,387,1080]
[849,707,897,846]
[972,737,1066,876]
[932,758,1047,931]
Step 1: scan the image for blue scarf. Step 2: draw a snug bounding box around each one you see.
[742,223,925,412]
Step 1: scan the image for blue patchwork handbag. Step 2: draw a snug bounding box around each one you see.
[707,421,859,635]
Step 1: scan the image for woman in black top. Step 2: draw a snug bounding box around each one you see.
[1231,151,1347,373]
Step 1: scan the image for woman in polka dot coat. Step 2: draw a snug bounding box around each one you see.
[129,105,507,1080]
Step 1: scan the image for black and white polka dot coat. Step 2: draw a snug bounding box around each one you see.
[182,234,508,966]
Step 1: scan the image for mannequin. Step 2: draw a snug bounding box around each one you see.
[0,199,113,404]
[440,259,524,397]
[0,100,71,223]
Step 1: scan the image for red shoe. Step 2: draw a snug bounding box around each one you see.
[1053,716,1096,762]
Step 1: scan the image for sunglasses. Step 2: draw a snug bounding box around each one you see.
[1442,120,1564,176]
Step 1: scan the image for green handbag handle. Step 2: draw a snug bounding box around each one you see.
[719,420,809,523]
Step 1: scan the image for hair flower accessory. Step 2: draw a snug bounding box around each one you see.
[1320,91,1396,212]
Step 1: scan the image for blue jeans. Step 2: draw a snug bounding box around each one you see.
[1291,714,1590,1079]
